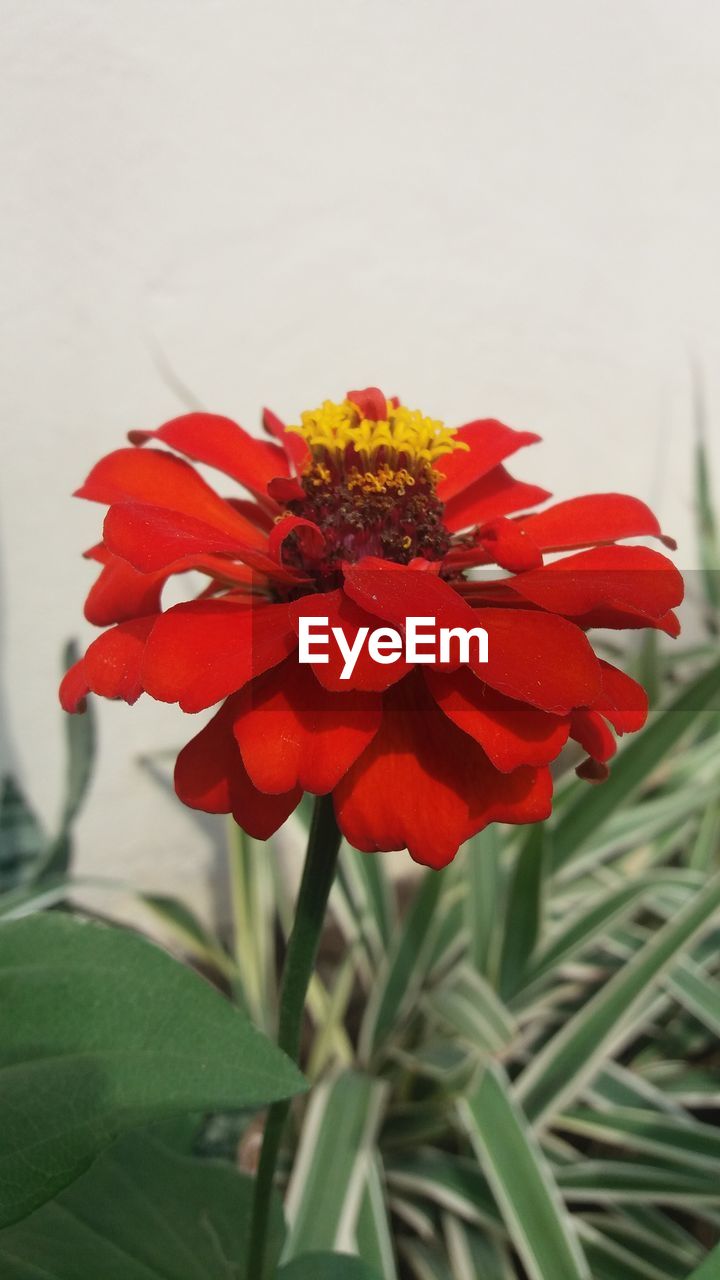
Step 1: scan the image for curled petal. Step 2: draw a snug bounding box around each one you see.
[570,708,617,763]
[59,658,90,713]
[596,660,648,733]
[268,516,325,565]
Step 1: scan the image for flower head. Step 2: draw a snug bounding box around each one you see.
[61,388,683,868]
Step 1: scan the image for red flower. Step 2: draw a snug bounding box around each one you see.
[61,389,683,868]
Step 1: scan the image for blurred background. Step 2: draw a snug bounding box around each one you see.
[1,0,719,920]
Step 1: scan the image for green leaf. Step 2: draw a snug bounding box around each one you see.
[355,1154,399,1280]
[359,869,443,1060]
[41,639,97,880]
[464,827,502,979]
[458,1063,591,1280]
[498,825,545,997]
[685,1241,720,1280]
[515,872,720,1124]
[0,1128,285,1279]
[277,1256,382,1280]
[550,659,720,870]
[283,1072,388,1260]
[0,913,305,1227]
[556,1159,720,1206]
[0,776,46,892]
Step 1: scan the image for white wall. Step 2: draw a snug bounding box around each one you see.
[2,0,719,921]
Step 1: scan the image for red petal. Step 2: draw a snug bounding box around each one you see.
[103,502,304,584]
[344,561,602,712]
[472,517,544,572]
[289,589,412,692]
[174,697,300,838]
[76,448,267,548]
[83,616,155,705]
[515,494,670,552]
[263,406,310,471]
[570,709,617,762]
[347,387,389,421]
[470,607,602,712]
[595,660,648,733]
[343,559,482,649]
[59,658,90,713]
[141,599,296,712]
[233,658,381,794]
[268,516,325,565]
[333,675,477,868]
[128,412,288,501]
[436,421,540,503]
[442,465,551,533]
[505,546,684,621]
[426,667,569,771]
[84,545,166,626]
[335,674,553,868]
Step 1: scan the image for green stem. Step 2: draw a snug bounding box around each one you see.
[245,794,342,1279]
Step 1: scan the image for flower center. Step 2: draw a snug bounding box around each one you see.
[287,388,466,493]
[283,389,467,578]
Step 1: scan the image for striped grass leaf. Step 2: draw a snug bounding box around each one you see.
[442,1213,513,1279]
[227,820,276,1031]
[580,1211,702,1276]
[521,870,701,990]
[398,1240,454,1280]
[549,658,720,872]
[422,963,516,1054]
[336,841,395,958]
[688,797,720,871]
[556,1105,720,1178]
[665,959,720,1037]
[577,1219,687,1280]
[555,1159,720,1207]
[463,826,503,980]
[0,776,46,892]
[359,870,444,1061]
[498,825,545,998]
[515,872,720,1124]
[283,1072,388,1261]
[355,1152,399,1280]
[385,1149,501,1232]
[458,1062,591,1280]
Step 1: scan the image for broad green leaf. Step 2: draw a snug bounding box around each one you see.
[0,776,46,892]
[685,1241,720,1280]
[0,1128,285,1280]
[141,892,237,981]
[277,1254,382,1279]
[283,1072,388,1260]
[515,873,720,1124]
[0,913,305,1226]
[550,659,720,870]
[359,870,443,1060]
[458,1063,591,1280]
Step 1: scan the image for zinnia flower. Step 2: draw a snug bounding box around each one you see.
[60,388,682,868]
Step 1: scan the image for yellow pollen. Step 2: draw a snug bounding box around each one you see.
[287,396,468,489]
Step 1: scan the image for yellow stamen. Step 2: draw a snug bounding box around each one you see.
[287,396,468,488]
